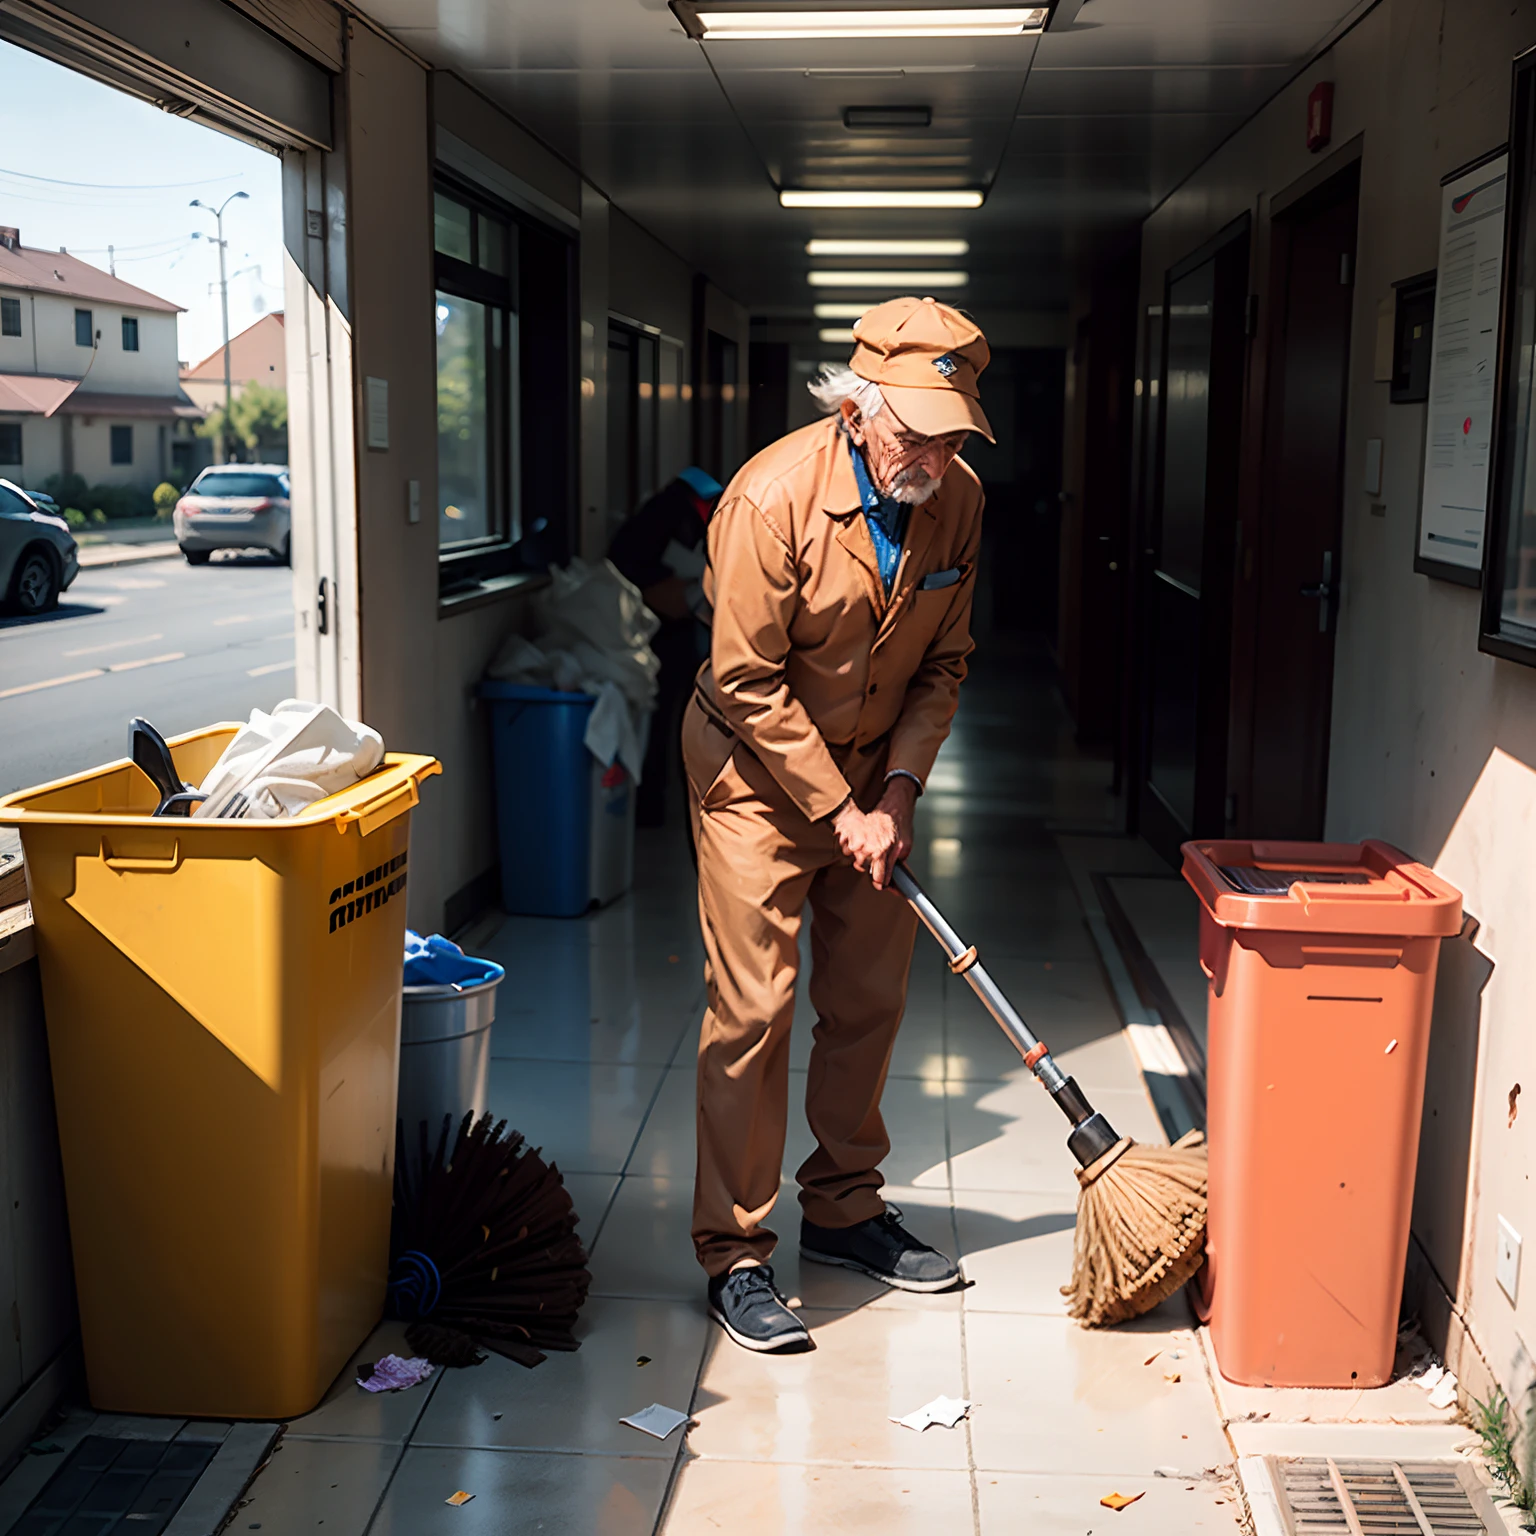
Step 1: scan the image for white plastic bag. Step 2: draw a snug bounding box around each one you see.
[484,558,661,780]
[193,700,385,820]
[532,558,660,712]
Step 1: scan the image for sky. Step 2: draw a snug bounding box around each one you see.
[0,39,284,370]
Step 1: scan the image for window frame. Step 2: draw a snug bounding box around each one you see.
[433,175,518,588]
[74,308,93,348]
[121,315,139,352]
[606,317,663,529]
[1481,44,1536,665]
[0,421,21,466]
[0,297,19,338]
[110,424,132,465]
[431,169,578,597]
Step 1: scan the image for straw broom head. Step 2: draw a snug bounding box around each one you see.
[1063,1129,1207,1327]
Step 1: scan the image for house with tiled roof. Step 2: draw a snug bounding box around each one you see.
[0,224,201,493]
[180,310,285,415]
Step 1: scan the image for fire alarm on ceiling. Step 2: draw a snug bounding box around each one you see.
[1307,81,1334,153]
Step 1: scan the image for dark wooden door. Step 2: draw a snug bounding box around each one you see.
[1243,166,1359,838]
[1138,218,1250,863]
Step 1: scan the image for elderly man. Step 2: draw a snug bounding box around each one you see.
[683,296,992,1351]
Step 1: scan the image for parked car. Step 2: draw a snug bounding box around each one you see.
[174,464,291,565]
[0,479,79,616]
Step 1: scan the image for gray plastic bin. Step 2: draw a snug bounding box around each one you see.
[398,974,500,1135]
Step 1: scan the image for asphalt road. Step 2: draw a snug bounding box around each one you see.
[0,553,297,805]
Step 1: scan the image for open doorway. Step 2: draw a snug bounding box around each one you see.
[0,39,292,804]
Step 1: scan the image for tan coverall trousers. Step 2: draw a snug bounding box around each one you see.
[685,702,919,1278]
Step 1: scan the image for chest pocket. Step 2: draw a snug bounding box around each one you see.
[878,561,970,658]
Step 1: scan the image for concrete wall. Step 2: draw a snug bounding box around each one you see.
[63,417,171,488]
[0,938,81,1460]
[0,293,179,395]
[333,57,704,927]
[0,417,58,484]
[609,210,691,347]
[1137,0,1536,1409]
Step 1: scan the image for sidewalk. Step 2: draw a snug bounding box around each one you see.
[76,540,180,570]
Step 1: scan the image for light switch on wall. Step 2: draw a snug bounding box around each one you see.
[1497,1215,1521,1304]
[1364,438,1383,497]
[407,479,420,525]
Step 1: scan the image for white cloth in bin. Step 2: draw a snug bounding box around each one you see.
[193,700,385,820]
[486,558,660,781]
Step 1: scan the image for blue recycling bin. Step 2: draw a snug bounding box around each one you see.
[478,681,636,917]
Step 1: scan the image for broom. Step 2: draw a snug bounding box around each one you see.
[892,865,1207,1327]
[388,1112,592,1368]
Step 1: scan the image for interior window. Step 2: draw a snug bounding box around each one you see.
[432,182,518,566]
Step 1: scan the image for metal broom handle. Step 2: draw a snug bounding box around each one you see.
[891,863,1070,1097]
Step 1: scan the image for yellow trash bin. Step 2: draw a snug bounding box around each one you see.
[0,725,441,1420]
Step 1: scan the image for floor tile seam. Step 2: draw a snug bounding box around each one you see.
[941,1004,984,1536]
[956,1303,1080,1318]
[653,1301,719,1535]
[947,1184,1078,1198]
[666,1451,972,1471]
[402,1438,677,1461]
[353,1434,410,1535]
[283,1432,421,1446]
[968,1460,1237,1478]
[578,1171,626,1253]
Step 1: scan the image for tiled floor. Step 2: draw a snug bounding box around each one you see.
[233,639,1243,1534]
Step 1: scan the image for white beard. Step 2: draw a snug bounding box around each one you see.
[888,468,941,505]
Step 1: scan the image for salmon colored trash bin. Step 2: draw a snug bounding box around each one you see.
[1181,839,1462,1389]
[0,725,441,1420]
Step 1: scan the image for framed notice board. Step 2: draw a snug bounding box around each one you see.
[1481,45,1536,665]
[1415,148,1510,585]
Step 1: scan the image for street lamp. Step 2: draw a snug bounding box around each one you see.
[191,190,249,462]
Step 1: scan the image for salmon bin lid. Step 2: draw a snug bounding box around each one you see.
[1180,839,1463,937]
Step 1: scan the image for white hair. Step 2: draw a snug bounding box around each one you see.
[807,363,885,422]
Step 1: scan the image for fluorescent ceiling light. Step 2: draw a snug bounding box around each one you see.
[691,8,1047,40]
[815,302,871,319]
[807,239,968,256]
[781,189,984,209]
[819,327,858,343]
[808,269,967,287]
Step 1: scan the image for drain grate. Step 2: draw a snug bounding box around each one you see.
[8,1434,219,1535]
[1272,1458,1502,1535]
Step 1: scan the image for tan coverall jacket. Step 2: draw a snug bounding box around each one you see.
[683,415,984,1276]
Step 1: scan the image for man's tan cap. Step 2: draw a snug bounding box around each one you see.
[849,295,993,443]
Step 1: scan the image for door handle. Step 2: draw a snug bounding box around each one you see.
[317,575,330,637]
[1299,552,1334,632]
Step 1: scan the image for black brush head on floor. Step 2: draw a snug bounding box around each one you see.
[389,1112,592,1368]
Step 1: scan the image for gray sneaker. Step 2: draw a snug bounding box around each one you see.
[800,1204,961,1292]
[707,1264,810,1352]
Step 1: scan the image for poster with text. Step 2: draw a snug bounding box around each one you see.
[1417,151,1508,575]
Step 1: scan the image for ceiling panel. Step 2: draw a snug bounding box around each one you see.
[1022,63,1295,115]
[1033,0,1372,68]
[357,0,1378,317]
[468,68,735,124]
